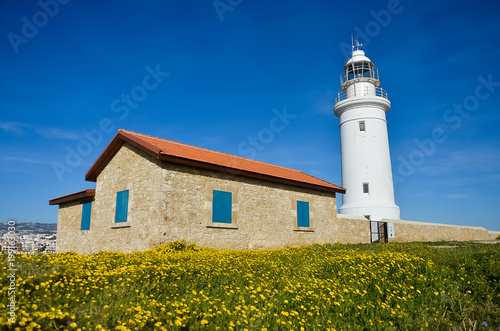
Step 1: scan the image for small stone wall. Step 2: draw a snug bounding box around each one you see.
[384,218,495,242]
[335,214,371,243]
[486,231,500,241]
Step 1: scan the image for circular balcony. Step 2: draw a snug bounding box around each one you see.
[335,87,388,105]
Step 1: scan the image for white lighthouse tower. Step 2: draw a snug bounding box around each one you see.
[333,43,400,220]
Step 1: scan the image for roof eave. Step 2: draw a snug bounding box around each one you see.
[49,189,96,206]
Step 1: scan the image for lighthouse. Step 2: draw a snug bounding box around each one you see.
[333,43,400,220]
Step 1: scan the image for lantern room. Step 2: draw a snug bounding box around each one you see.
[336,49,388,103]
[341,49,380,89]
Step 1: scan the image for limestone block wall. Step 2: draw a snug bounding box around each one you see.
[384,218,494,242]
[89,143,165,253]
[488,231,500,240]
[335,214,371,243]
[55,201,85,252]
[159,161,339,250]
[57,144,165,254]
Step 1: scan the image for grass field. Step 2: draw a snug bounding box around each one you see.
[1,241,499,330]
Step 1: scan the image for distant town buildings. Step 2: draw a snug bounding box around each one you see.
[0,223,56,254]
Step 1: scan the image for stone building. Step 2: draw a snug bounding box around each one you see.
[49,129,373,254]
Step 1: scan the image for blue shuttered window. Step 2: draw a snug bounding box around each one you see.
[115,190,129,223]
[297,201,310,227]
[81,202,92,230]
[212,190,232,223]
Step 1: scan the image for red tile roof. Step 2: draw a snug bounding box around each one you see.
[85,129,345,193]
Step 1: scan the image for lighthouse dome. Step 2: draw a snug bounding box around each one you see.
[345,50,372,66]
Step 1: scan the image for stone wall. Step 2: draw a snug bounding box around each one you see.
[57,143,342,254]
[56,143,165,254]
[335,214,371,243]
[384,218,495,243]
[488,231,500,240]
[55,201,85,252]
[160,161,339,250]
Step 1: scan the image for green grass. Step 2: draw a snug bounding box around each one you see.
[1,241,499,330]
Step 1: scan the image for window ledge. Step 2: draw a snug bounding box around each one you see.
[294,227,315,232]
[111,223,131,229]
[206,222,239,230]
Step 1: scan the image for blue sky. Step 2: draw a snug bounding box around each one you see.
[1,0,499,231]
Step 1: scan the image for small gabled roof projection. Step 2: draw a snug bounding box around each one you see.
[49,189,95,205]
[85,129,345,194]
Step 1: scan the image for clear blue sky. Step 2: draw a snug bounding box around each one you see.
[1,0,499,231]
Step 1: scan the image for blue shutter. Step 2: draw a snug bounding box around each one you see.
[115,190,129,223]
[81,202,92,230]
[212,190,232,223]
[297,201,310,227]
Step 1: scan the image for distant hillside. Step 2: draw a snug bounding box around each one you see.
[0,222,57,233]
